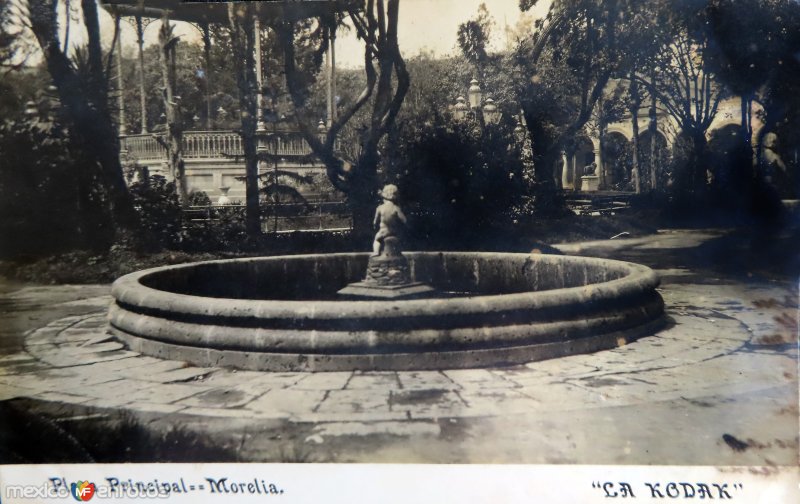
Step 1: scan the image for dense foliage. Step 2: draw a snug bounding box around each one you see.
[1,0,799,263]
[389,115,526,249]
[0,112,113,258]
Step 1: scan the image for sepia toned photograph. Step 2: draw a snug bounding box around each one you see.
[0,0,798,470]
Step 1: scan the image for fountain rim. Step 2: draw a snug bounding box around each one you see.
[111,252,660,321]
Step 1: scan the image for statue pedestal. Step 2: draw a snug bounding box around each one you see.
[338,253,435,300]
[337,281,435,299]
[581,175,600,192]
[365,255,411,285]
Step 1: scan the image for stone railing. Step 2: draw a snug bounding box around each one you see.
[121,130,316,161]
[182,131,244,158]
[121,133,165,160]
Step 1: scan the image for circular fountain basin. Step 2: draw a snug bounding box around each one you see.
[109,252,664,371]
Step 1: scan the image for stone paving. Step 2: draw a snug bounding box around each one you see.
[0,230,797,464]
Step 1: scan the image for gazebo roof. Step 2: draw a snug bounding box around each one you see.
[101,0,355,24]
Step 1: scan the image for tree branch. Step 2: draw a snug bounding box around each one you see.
[80,0,105,80]
[634,74,683,126]
[104,14,120,79]
[525,9,566,66]
[327,43,376,148]
[151,133,168,151]
[278,20,348,192]
[62,0,70,50]
[376,0,386,42]
[378,0,407,134]
[703,91,723,130]
[348,11,374,45]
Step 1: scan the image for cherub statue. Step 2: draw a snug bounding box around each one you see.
[372,184,407,257]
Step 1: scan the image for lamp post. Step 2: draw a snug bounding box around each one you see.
[482,98,500,125]
[454,96,469,121]
[24,100,39,120]
[216,106,228,126]
[452,79,502,126]
[467,78,482,109]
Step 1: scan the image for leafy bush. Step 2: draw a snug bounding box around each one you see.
[388,116,526,249]
[0,116,113,258]
[128,180,252,252]
[181,206,248,252]
[187,190,212,206]
[304,172,345,202]
[129,175,183,250]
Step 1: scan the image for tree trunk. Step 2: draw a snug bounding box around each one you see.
[629,70,642,194]
[277,0,408,245]
[690,129,709,197]
[630,119,641,194]
[741,94,753,152]
[648,92,658,191]
[349,139,380,243]
[598,123,608,189]
[71,137,114,251]
[531,147,568,217]
[228,3,261,239]
[520,102,572,217]
[740,93,760,187]
[349,184,377,244]
[754,124,773,173]
[242,129,260,236]
[159,17,187,205]
[78,0,135,229]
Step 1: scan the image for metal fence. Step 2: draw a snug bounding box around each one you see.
[183,201,353,233]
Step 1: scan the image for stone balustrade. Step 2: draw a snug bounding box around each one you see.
[121,130,316,162]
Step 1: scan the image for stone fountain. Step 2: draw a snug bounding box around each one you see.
[109,187,664,371]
